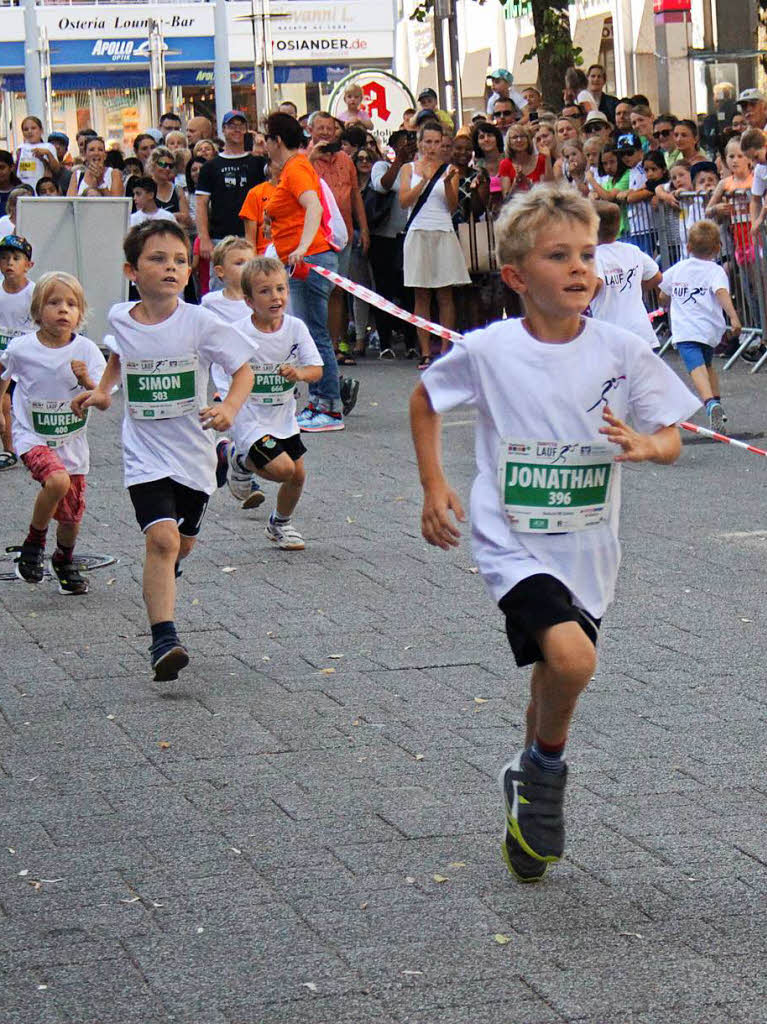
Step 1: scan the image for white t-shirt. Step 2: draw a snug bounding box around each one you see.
[16,142,57,189]
[106,300,258,495]
[230,313,322,449]
[592,241,660,348]
[201,291,252,397]
[751,162,767,198]
[576,89,597,109]
[421,317,700,617]
[627,164,651,235]
[0,280,35,353]
[661,257,729,347]
[129,208,176,228]
[0,215,15,236]
[0,331,105,473]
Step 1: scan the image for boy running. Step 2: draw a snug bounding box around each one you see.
[202,236,265,509]
[217,257,322,550]
[410,185,699,882]
[0,272,105,593]
[0,234,35,469]
[659,219,741,433]
[72,220,256,682]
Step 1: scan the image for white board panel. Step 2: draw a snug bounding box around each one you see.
[16,197,131,346]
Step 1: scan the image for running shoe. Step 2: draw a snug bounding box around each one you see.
[241,480,266,510]
[340,376,360,417]
[150,637,189,682]
[707,400,725,434]
[265,519,305,550]
[296,404,318,429]
[740,342,766,364]
[49,558,88,596]
[11,542,45,584]
[227,444,254,502]
[498,750,568,863]
[300,411,345,433]
[215,438,230,489]
[501,830,548,883]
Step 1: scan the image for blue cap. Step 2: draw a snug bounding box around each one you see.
[222,110,248,126]
[48,131,69,147]
[0,234,32,259]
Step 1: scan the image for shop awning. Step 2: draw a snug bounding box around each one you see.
[573,14,607,67]
[461,48,491,106]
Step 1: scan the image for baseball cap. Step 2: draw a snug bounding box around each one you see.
[0,234,32,259]
[584,111,610,126]
[48,131,69,148]
[414,109,441,127]
[418,87,437,102]
[222,110,248,126]
[690,160,718,180]
[488,68,514,83]
[737,88,765,105]
[470,110,487,122]
[615,131,641,152]
[144,128,164,143]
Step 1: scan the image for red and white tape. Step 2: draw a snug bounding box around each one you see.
[310,264,463,344]
[311,265,765,460]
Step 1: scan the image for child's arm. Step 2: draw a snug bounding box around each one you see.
[642,271,663,292]
[750,193,765,233]
[70,360,96,390]
[600,405,681,465]
[409,382,465,549]
[625,187,653,203]
[715,287,742,335]
[0,370,8,434]
[70,352,121,417]
[199,362,254,431]
[658,289,670,309]
[278,363,322,384]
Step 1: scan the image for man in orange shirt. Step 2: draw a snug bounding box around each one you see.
[309,112,370,361]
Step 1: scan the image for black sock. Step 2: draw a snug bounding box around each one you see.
[26,524,47,548]
[151,621,178,646]
[53,543,74,565]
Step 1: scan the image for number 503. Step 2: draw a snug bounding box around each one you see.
[547,491,572,506]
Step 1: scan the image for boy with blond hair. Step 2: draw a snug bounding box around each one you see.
[659,219,741,432]
[410,184,699,882]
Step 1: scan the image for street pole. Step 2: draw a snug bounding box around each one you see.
[214,0,234,131]
[22,0,46,122]
[446,1,462,127]
[148,19,166,130]
[40,27,52,136]
[433,10,448,114]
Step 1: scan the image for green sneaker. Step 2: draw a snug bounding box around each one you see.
[501,830,548,883]
[499,750,567,864]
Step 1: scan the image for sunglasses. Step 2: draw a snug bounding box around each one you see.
[653,128,673,139]
[156,161,174,169]
[584,123,605,133]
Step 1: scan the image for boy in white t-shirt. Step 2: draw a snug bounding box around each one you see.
[410,185,699,882]
[0,272,105,594]
[216,257,323,550]
[203,236,266,511]
[591,202,662,349]
[660,219,741,434]
[129,177,176,228]
[739,127,767,232]
[0,234,36,468]
[72,220,256,682]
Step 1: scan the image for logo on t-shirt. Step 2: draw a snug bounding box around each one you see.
[680,286,707,305]
[586,375,627,412]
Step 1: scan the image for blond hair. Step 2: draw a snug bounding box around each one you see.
[686,219,721,258]
[343,84,363,99]
[30,272,87,328]
[495,183,598,266]
[504,123,534,158]
[211,235,255,268]
[241,256,288,299]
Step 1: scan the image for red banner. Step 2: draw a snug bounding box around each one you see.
[653,0,691,11]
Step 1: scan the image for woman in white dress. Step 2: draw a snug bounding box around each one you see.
[66,136,123,197]
[400,121,470,369]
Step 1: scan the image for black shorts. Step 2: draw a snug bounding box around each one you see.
[498,573,601,668]
[128,478,209,537]
[247,433,306,471]
[4,380,15,399]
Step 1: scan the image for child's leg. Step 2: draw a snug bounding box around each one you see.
[143,521,181,625]
[1,392,14,454]
[253,453,305,518]
[533,621,597,747]
[707,363,720,399]
[31,470,71,530]
[688,365,713,402]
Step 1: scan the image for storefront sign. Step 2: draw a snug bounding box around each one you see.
[328,69,415,144]
[50,36,214,66]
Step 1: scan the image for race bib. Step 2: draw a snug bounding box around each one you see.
[30,400,88,448]
[248,362,296,406]
[18,159,36,174]
[124,355,198,420]
[498,439,616,533]
[0,327,21,353]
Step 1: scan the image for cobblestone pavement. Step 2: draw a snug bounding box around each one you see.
[1,351,765,1024]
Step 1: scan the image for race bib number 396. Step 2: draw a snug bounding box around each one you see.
[498,439,615,533]
[124,356,198,420]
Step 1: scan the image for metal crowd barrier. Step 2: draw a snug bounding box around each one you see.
[616,190,766,371]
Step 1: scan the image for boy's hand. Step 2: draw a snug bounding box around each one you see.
[599,405,657,463]
[730,319,742,337]
[279,363,301,382]
[199,401,236,431]
[71,388,111,418]
[70,360,94,389]
[421,481,466,549]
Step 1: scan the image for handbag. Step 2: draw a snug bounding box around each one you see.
[458,214,497,274]
[402,163,449,236]
[363,182,394,232]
